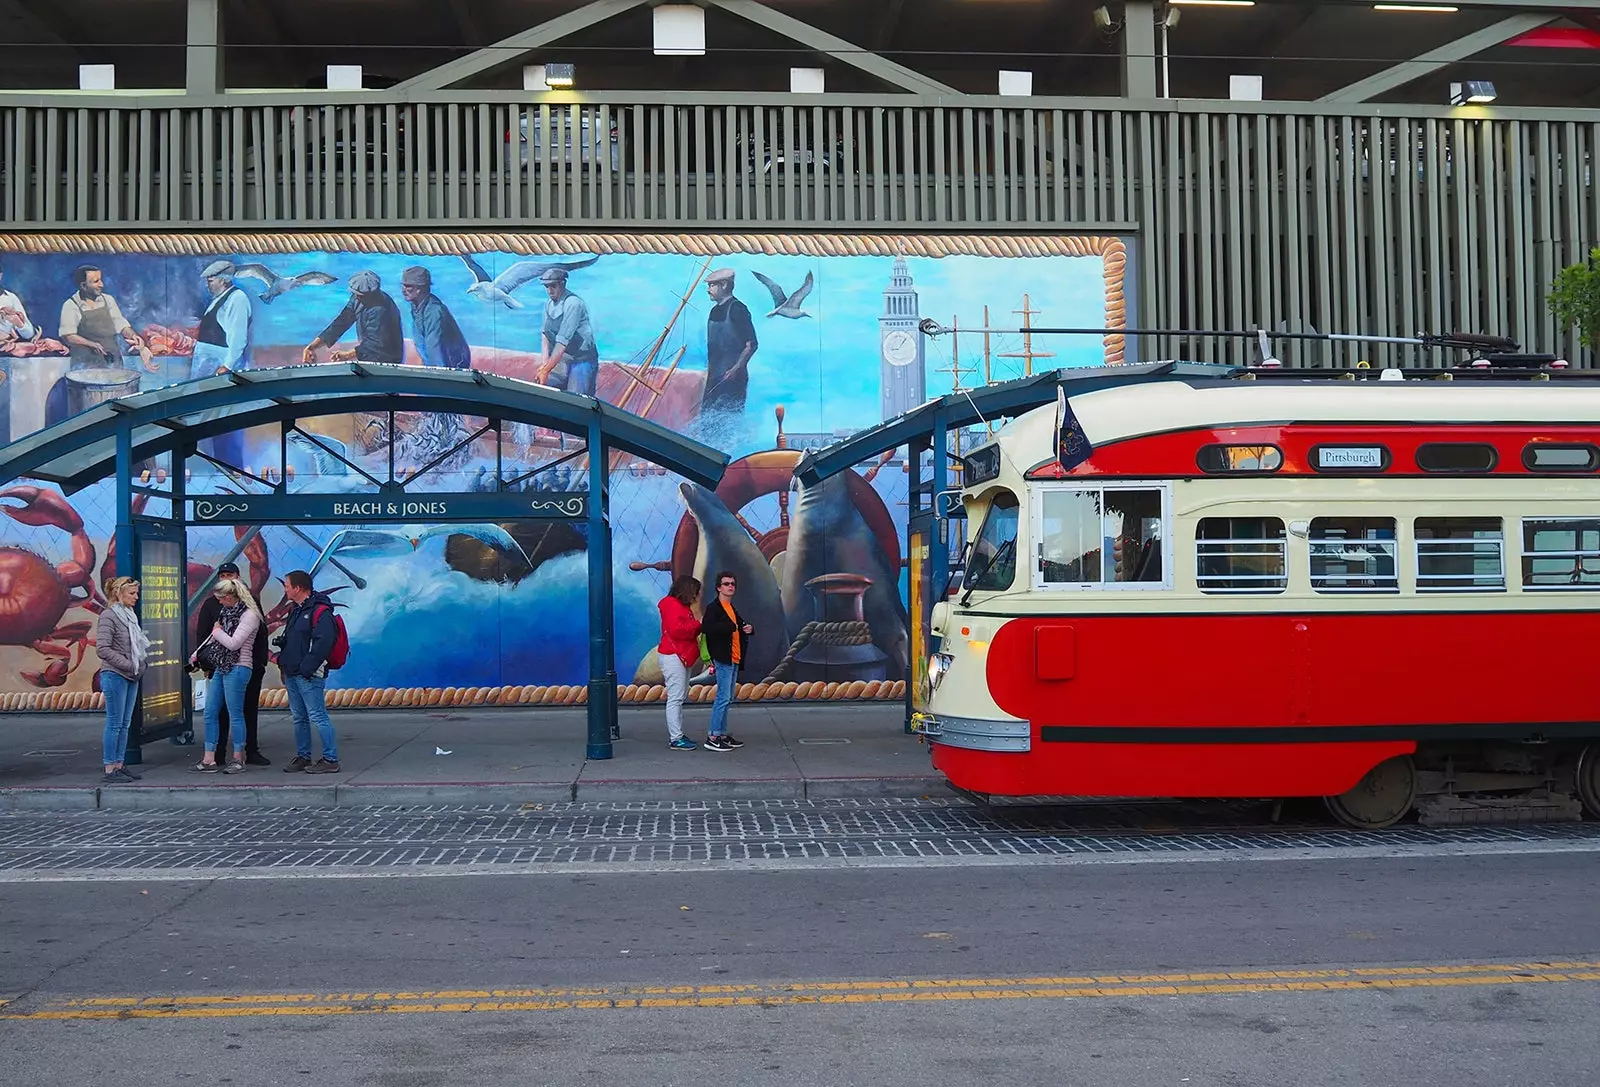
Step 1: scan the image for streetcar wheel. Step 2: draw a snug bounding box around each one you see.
[1577,745,1600,819]
[1322,756,1417,830]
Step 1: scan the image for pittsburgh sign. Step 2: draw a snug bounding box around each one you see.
[189,492,588,524]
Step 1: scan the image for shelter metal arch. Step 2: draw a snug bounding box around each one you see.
[0,364,729,763]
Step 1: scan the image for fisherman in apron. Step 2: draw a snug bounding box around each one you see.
[51,266,155,426]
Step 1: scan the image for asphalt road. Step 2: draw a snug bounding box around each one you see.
[4,849,1599,1086]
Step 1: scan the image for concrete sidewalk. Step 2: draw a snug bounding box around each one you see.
[0,702,950,810]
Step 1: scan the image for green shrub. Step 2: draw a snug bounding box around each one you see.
[1548,248,1600,349]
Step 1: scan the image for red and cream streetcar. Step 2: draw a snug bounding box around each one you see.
[916,358,1600,827]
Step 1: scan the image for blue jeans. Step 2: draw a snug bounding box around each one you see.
[100,670,138,765]
[708,664,738,738]
[204,666,252,755]
[285,673,338,763]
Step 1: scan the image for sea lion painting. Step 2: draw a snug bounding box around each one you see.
[781,473,910,681]
[678,481,787,683]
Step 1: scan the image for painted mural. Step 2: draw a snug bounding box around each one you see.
[0,232,1131,712]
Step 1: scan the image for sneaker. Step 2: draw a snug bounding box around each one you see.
[223,760,246,775]
[101,771,124,785]
[703,736,729,752]
[305,759,341,774]
[719,735,745,749]
[668,737,698,751]
[116,766,142,781]
[245,752,272,767]
[283,756,312,773]
[192,761,220,773]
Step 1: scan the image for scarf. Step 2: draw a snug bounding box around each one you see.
[211,601,246,675]
[720,599,741,665]
[110,603,152,673]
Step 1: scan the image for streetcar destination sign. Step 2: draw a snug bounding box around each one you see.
[188,491,588,524]
[1314,446,1386,470]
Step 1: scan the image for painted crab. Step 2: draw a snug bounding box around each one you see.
[0,485,105,687]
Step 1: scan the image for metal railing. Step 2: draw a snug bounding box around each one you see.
[3,94,1597,365]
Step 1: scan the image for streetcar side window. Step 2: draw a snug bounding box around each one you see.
[1196,518,1287,593]
[1521,518,1600,591]
[963,491,1020,593]
[1038,487,1166,587]
[1308,517,1399,593]
[1415,518,1505,592]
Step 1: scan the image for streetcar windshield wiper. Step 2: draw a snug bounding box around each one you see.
[959,537,1014,608]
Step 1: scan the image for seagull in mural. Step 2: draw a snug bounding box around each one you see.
[307,523,533,579]
[308,529,419,577]
[458,254,600,309]
[751,270,815,319]
[233,263,339,304]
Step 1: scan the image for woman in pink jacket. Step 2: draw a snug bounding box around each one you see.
[657,576,702,750]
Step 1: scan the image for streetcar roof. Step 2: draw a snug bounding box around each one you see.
[995,378,1600,452]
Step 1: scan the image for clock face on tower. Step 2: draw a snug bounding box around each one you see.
[882,329,917,366]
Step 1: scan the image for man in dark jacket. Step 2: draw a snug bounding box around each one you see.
[277,569,341,774]
[301,270,404,365]
[400,266,472,369]
[194,561,270,765]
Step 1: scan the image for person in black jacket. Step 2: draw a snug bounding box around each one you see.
[276,570,342,774]
[193,561,270,765]
[698,570,752,752]
[301,270,403,365]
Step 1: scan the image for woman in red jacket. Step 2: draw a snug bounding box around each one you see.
[657,575,703,750]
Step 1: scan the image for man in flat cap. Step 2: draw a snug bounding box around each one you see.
[190,260,253,380]
[535,266,599,397]
[702,267,759,416]
[400,266,471,370]
[190,259,255,467]
[303,269,403,366]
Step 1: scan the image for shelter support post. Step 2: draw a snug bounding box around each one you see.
[114,422,134,577]
[586,416,616,759]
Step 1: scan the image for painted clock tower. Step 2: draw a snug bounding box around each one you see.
[879,254,926,421]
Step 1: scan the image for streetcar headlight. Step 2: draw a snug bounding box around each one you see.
[927,652,953,692]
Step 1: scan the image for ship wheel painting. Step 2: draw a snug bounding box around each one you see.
[630,407,909,688]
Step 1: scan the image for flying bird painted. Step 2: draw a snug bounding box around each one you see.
[751,270,815,319]
[308,523,532,579]
[459,254,600,309]
[233,263,339,304]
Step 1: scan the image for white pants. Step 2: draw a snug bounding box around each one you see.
[661,653,689,741]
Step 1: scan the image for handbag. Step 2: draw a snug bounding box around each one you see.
[193,633,232,673]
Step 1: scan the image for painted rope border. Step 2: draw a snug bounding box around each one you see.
[0,680,907,713]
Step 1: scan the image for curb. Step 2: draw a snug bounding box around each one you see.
[1,775,952,811]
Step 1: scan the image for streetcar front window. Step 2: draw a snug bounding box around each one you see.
[963,491,1020,593]
[1039,488,1165,586]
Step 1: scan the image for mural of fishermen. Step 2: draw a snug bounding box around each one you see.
[400,266,471,370]
[535,267,599,397]
[702,268,759,416]
[303,270,404,365]
[0,233,1129,713]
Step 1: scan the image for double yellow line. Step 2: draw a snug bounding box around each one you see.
[5,960,1600,1021]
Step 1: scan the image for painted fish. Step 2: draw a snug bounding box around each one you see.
[781,474,910,681]
[678,481,786,683]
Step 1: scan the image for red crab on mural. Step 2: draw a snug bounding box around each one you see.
[0,485,106,688]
